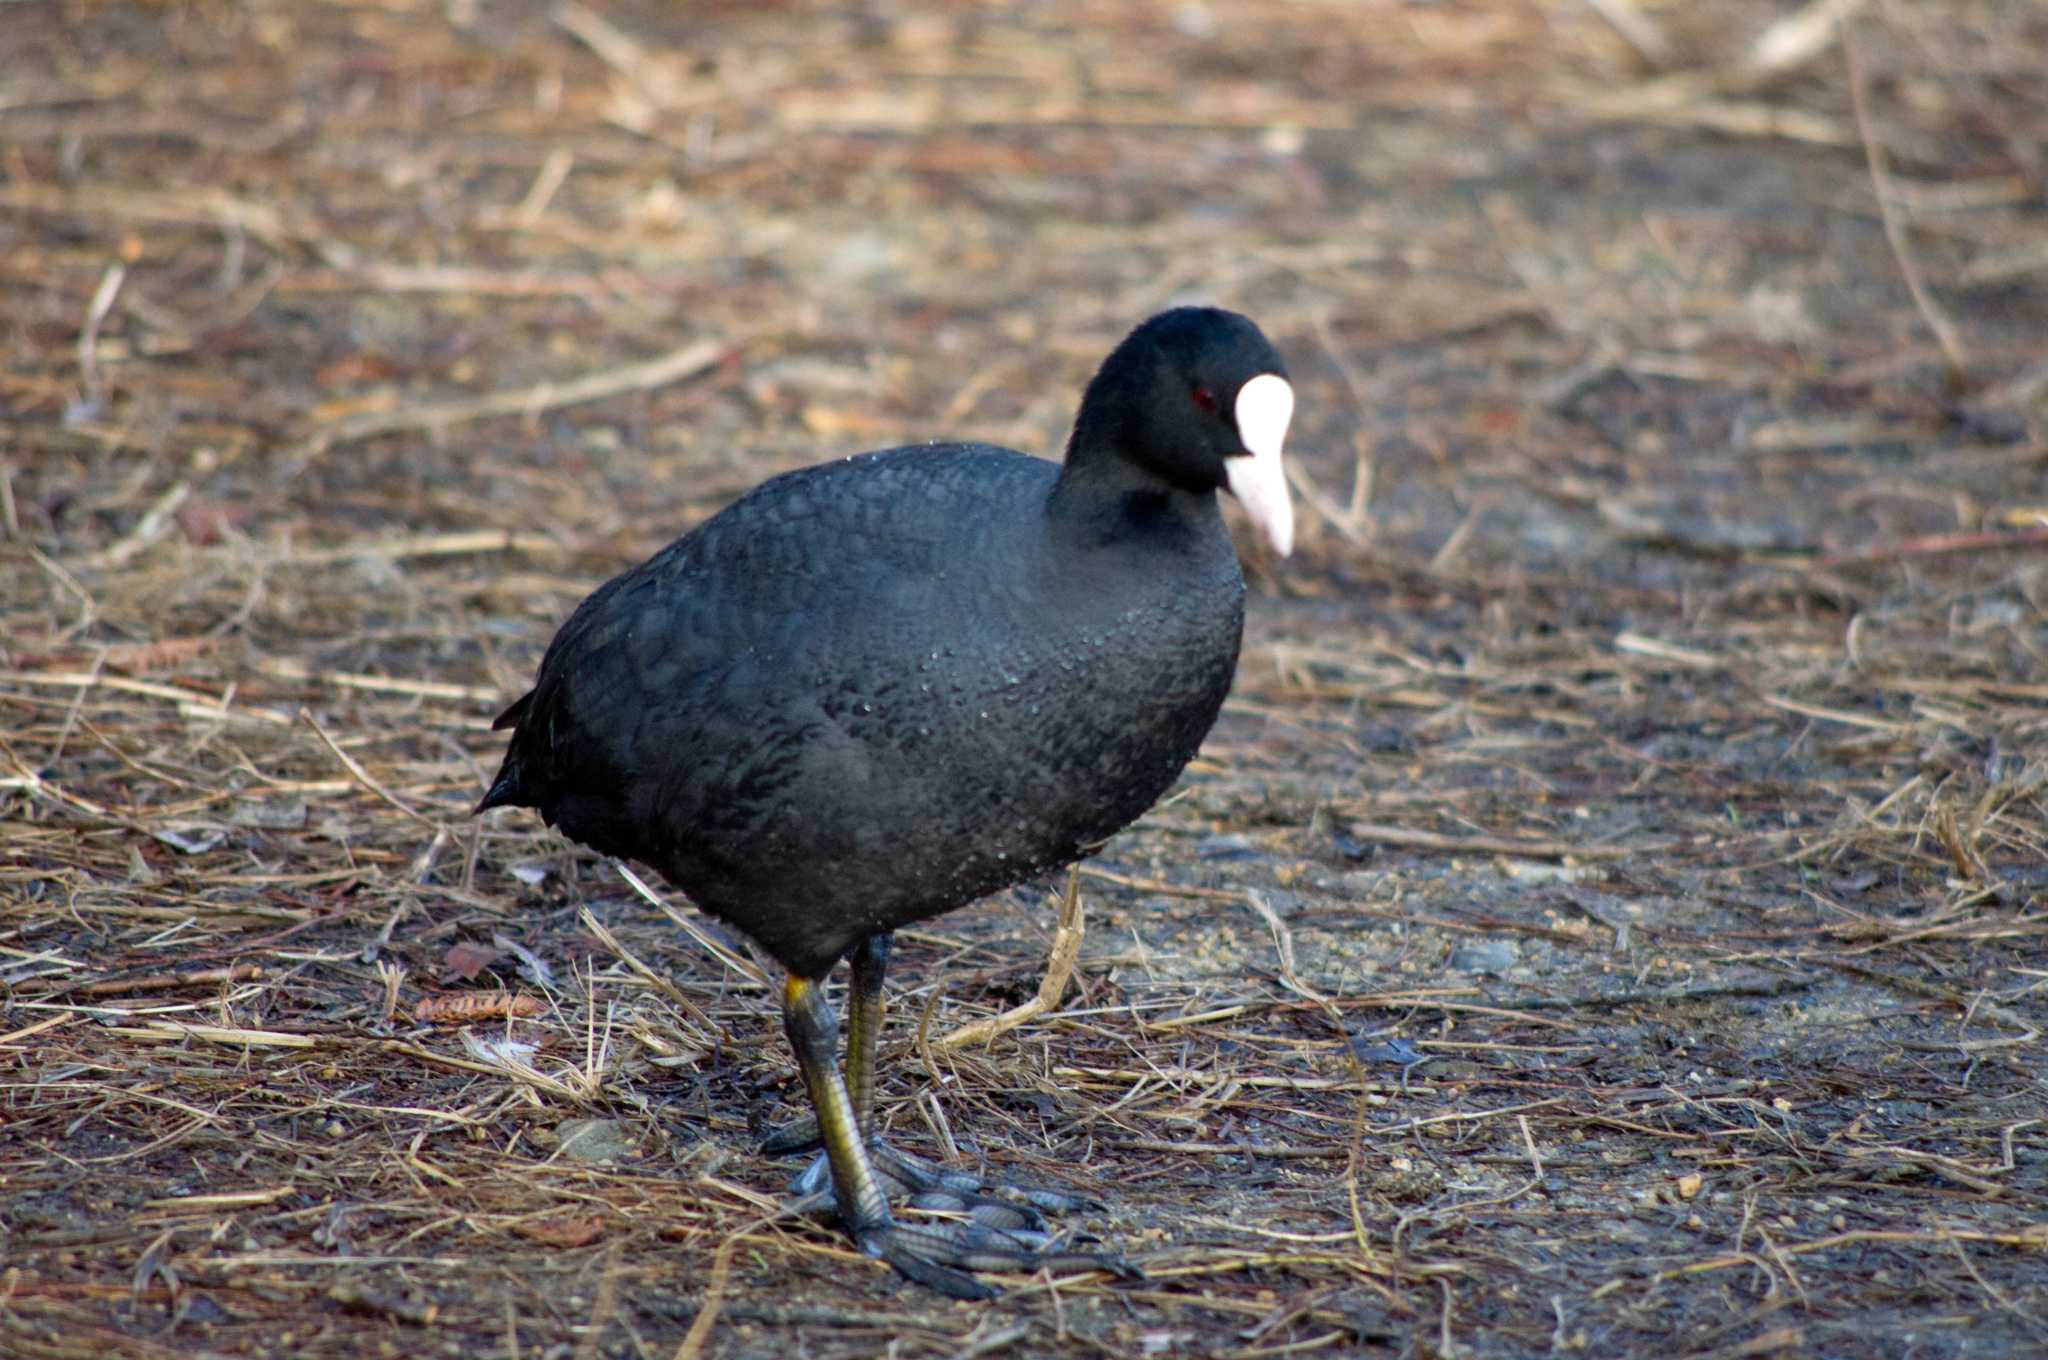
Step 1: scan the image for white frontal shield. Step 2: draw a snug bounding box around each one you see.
[1224,372,1295,557]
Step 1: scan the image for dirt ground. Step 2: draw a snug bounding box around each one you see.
[4,2,2046,1357]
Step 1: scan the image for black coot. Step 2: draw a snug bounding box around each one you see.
[480,307,1294,1296]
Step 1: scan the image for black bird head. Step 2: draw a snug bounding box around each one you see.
[1067,306,1295,555]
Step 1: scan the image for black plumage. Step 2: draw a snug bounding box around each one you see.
[480,307,1294,1295]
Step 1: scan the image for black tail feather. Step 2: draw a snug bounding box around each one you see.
[475,767,524,814]
[478,688,536,813]
[491,690,534,731]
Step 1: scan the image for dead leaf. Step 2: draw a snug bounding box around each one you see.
[440,940,505,982]
[306,388,400,424]
[513,1213,607,1248]
[176,497,254,546]
[315,351,403,388]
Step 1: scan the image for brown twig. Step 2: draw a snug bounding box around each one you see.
[672,1236,739,1360]
[931,866,1085,1053]
[1842,16,1970,391]
[300,707,441,829]
[294,337,730,460]
[77,964,264,996]
[1345,821,1637,861]
[1817,525,2048,569]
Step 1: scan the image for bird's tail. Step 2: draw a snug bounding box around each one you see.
[474,767,525,814]
[475,690,537,813]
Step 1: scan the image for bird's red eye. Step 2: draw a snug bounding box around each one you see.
[1191,385,1218,414]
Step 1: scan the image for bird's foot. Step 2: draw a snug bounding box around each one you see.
[854,1217,1139,1301]
[758,1114,823,1157]
[781,1135,1136,1297]
[788,1135,1099,1227]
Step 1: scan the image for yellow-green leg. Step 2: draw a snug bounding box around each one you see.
[762,933,891,1157]
[781,974,892,1235]
[780,947,1137,1299]
[844,932,889,1134]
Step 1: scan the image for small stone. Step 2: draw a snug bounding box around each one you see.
[1447,939,1519,974]
[1195,833,1259,861]
[232,796,308,829]
[555,1118,638,1166]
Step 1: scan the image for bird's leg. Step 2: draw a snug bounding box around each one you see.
[782,974,890,1231]
[781,972,1133,1299]
[844,932,890,1136]
[780,926,1105,1221]
[760,932,890,1156]
[841,935,1089,1216]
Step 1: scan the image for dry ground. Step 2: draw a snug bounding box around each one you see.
[4,2,2046,1357]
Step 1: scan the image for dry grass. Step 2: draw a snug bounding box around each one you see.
[4,2,2046,1356]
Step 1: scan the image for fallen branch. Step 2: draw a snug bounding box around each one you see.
[1843,17,1969,391]
[293,336,729,460]
[1817,526,2048,569]
[1346,821,1637,861]
[931,867,1083,1054]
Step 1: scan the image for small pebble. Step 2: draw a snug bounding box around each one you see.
[1448,939,1520,974]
